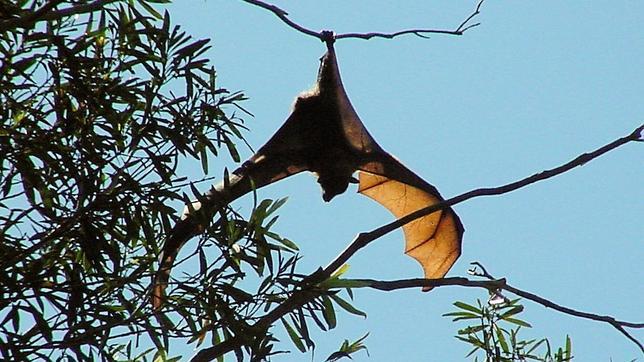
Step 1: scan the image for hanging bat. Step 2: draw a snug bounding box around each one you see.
[152,35,464,310]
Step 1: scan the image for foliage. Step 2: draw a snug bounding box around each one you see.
[0,0,252,359]
[444,294,573,362]
[325,333,369,362]
[0,1,370,361]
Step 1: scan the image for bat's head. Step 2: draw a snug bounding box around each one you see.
[317,169,358,202]
[318,174,350,202]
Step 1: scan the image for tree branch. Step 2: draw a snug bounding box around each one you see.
[192,125,643,360]
[467,261,644,353]
[0,0,119,32]
[352,276,644,353]
[241,0,485,41]
[369,259,644,353]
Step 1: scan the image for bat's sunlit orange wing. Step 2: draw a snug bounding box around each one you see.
[357,157,463,290]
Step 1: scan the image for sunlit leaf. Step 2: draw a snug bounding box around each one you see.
[330,263,350,278]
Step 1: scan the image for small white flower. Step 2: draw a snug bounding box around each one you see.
[488,290,507,306]
[231,243,241,254]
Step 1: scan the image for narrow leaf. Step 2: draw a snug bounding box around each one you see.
[281,318,306,352]
[330,294,367,318]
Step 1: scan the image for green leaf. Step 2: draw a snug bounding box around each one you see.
[458,325,486,335]
[321,295,337,329]
[442,311,480,321]
[266,197,288,216]
[274,237,299,251]
[330,294,367,318]
[11,56,37,75]
[495,325,509,354]
[199,248,207,276]
[503,317,532,328]
[224,135,240,162]
[211,328,224,362]
[8,305,19,332]
[348,333,369,351]
[455,335,485,349]
[138,0,163,19]
[564,334,572,361]
[527,338,546,354]
[296,310,314,349]
[464,346,479,358]
[499,305,524,319]
[325,351,351,362]
[325,333,369,361]
[199,147,208,173]
[254,199,273,219]
[453,301,482,315]
[281,318,306,352]
[153,349,167,362]
[177,39,211,60]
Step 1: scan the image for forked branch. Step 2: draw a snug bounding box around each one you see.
[241,0,485,40]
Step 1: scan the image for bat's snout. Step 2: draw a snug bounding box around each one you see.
[318,173,352,202]
[322,191,336,202]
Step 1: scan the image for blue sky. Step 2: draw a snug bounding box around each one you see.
[165,1,643,360]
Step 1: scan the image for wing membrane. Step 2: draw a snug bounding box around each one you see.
[358,161,462,290]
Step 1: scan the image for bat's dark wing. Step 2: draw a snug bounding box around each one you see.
[356,150,464,291]
[153,41,359,308]
[152,116,310,309]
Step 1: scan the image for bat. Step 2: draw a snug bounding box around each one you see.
[152,35,464,309]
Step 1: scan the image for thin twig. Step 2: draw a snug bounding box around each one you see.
[351,277,644,353]
[192,124,643,361]
[241,0,485,41]
[455,0,485,33]
[467,262,644,352]
[241,0,320,38]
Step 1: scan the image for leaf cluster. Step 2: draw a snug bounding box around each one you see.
[444,296,573,362]
[0,2,374,361]
[0,1,247,359]
[171,201,369,361]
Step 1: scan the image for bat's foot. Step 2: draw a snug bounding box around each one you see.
[320,30,336,46]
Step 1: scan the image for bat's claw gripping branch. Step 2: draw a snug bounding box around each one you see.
[320,30,336,46]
